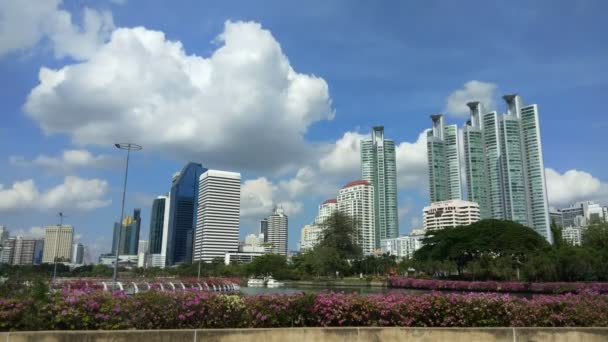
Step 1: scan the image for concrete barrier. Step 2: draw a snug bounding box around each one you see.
[2,327,608,342]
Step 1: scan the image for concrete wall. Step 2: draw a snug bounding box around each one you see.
[1,327,608,342]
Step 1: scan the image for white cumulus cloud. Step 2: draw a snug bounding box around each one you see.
[444,80,497,117]
[9,149,120,172]
[12,226,45,239]
[395,131,428,190]
[0,0,114,60]
[545,168,608,206]
[24,21,334,173]
[0,176,111,211]
[241,177,303,221]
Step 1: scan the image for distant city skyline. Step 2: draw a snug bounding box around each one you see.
[1,1,607,257]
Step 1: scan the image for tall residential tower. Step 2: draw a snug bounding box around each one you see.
[360,126,398,248]
[265,207,288,256]
[428,94,552,243]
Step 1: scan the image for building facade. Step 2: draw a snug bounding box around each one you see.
[562,226,583,246]
[423,200,480,231]
[111,209,141,256]
[427,115,462,202]
[167,162,207,265]
[361,126,399,248]
[265,207,288,256]
[380,229,425,259]
[193,170,241,262]
[0,238,15,264]
[148,196,167,254]
[71,243,84,264]
[337,180,375,255]
[42,225,73,263]
[429,95,552,243]
[560,201,605,228]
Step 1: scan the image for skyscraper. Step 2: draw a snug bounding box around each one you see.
[429,94,552,243]
[148,196,167,254]
[427,115,462,202]
[42,225,73,263]
[260,218,268,242]
[167,162,207,265]
[265,207,288,256]
[337,180,375,255]
[361,126,399,247]
[193,170,241,262]
[71,243,84,264]
[111,209,141,255]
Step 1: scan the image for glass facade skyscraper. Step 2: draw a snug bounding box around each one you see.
[148,196,167,254]
[427,115,462,202]
[361,126,398,248]
[429,94,552,243]
[166,162,207,265]
[111,209,141,255]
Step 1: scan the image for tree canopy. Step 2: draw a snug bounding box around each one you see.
[414,219,549,274]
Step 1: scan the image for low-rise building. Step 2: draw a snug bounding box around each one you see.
[380,229,426,259]
[423,200,480,231]
[562,226,583,246]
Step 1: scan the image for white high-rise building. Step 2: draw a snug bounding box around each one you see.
[562,226,583,246]
[42,225,73,263]
[71,243,84,264]
[423,200,480,231]
[266,207,288,255]
[337,180,375,255]
[193,170,241,262]
[299,199,338,252]
[315,199,338,225]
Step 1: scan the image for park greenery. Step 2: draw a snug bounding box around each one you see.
[2,214,608,284]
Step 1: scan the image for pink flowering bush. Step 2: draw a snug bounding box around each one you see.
[388,277,608,294]
[1,290,608,330]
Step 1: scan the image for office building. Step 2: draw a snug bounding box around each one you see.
[562,226,583,246]
[299,224,322,252]
[193,170,241,262]
[337,180,375,255]
[33,240,44,264]
[428,95,552,242]
[11,237,38,265]
[560,201,606,228]
[42,225,73,263]
[0,238,15,264]
[167,162,207,265]
[260,218,268,242]
[111,209,141,256]
[549,209,563,227]
[265,207,288,256]
[380,229,426,259]
[0,226,8,243]
[427,115,462,202]
[147,195,170,267]
[71,243,84,264]
[361,126,399,247]
[423,200,480,231]
[299,199,338,252]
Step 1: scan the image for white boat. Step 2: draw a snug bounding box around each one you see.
[265,276,284,287]
[247,277,266,287]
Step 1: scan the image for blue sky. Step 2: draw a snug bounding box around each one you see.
[1,0,607,259]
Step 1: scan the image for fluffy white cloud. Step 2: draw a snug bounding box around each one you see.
[0,176,110,211]
[395,131,428,190]
[24,21,334,173]
[9,149,120,172]
[444,80,497,117]
[545,168,608,206]
[0,0,114,60]
[241,177,302,221]
[319,131,368,178]
[12,226,45,239]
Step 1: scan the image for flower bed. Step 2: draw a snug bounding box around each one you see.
[2,290,608,330]
[388,278,608,294]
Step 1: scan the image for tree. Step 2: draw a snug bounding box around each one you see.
[245,254,288,279]
[414,219,549,276]
[583,222,608,251]
[317,211,362,260]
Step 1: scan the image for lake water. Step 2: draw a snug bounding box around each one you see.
[240,285,430,296]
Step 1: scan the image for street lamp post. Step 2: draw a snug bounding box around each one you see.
[112,143,142,283]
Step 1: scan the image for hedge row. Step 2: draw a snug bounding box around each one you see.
[388,277,608,294]
[2,290,608,330]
